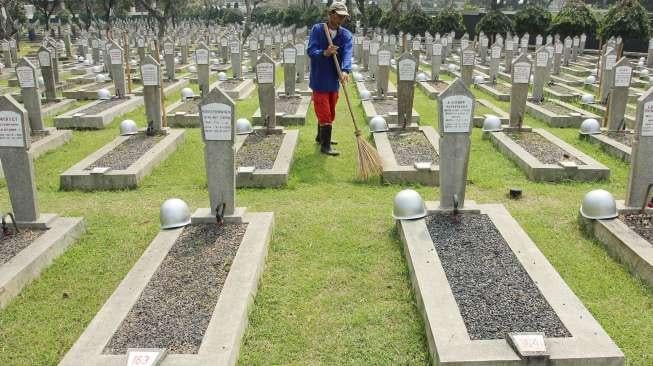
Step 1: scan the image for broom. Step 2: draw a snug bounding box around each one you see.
[323,23,382,180]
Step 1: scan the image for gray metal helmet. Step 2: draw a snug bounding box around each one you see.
[95,74,106,83]
[369,116,389,133]
[580,189,618,220]
[181,87,194,99]
[584,75,596,85]
[352,63,360,72]
[580,94,595,104]
[236,118,253,135]
[482,115,503,132]
[119,119,139,136]
[354,72,365,82]
[218,71,227,81]
[579,118,601,135]
[160,198,192,229]
[97,88,111,100]
[359,89,372,101]
[473,75,484,85]
[392,189,427,220]
[188,65,197,73]
[417,72,428,82]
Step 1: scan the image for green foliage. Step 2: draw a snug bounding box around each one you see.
[475,10,513,37]
[549,0,598,38]
[222,8,244,25]
[379,9,401,35]
[363,3,383,30]
[430,7,466,36]
[399,5,431,36]
[599,0,651,40]
[513,4,551,37]
[282,5,304,27]
[302,5,324,27]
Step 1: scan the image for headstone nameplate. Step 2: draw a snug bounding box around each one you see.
[614,65,632,87]
[442,95,473,133]
[141,64,159,85]
[642,101,653,137]
[38,50,50,67]
[0,110,26,147]
[257,62,274,83]
[513,62,531,84]
[201,103,232,140]
[398,58,416,81]
[16,66,35,88]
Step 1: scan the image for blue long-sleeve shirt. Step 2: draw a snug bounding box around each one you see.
[307,23,353,92]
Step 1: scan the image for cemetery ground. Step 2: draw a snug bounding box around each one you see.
[0,66,651,366]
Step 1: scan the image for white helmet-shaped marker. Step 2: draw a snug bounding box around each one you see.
[580,94,595,104]
[236,118,253,135]
[359,89,372,101]
[580,189,618,219]
[95,74,106,83]
[447,63,457,72]
[579,118,601,135]
[351,64,360,72]
[181,87,194,99]
[188,65,197,73]
[417,72,428,82]
[354,72,364,82]
[369,115,389,133]
[473,75,484,85]
[97,88,112,100]
[482,115,503,132]
[584,75,596,85]
[393,189,427,220]
[218,71,228,81]
[160,198,192,229]
[119,119,139,136]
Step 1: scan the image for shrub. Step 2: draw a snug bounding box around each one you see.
[599,0,651,40]
[430,7,466,36]
[475,10,513,38]
[513,4,551,37]
[399,5,431,36]
[379,9,401,35]
[549,0,598,38]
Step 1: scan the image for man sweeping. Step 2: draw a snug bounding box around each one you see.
[307,2,353,156]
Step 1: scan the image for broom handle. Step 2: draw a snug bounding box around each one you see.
[323,23,360,133]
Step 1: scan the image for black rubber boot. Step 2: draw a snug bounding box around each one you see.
[320,125,339,156]
[316,123,337,144]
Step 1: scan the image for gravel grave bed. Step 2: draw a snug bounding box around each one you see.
[81,97,130,114]
[30,130,50,143]
[619,213,653,244]
[603,131,634,147]
[506,131,585,165]
[276,96,301,114]
[218,80,242,90]
[539,101,575,115]
[425,213,571,340]
[85,132,164,171]
[171,99,199,114]
[371,98,398,115]
[0,228,46,265]
[425,80,449,93]
[474,102,492,116]
[493,83,511,94]
[387,130,438,166]
[547,84,572,93]
[104,223,247,354]
[236,129,283,169]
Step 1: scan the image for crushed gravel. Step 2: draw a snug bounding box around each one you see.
[85,132,164,171]
[82,97,130,114]
[506,131,585,165]
[171,99,199,114]
[371,98,398,115]
[104,223,248,354]
[218,80,242,90]
[619,212,653,244]
[236,129,283,169]
[425,213,571,340]
[387,130,439,166]
[0,228,46,265]
[276,96,301,115]
[603,131,634,147]
[425,80,449,93]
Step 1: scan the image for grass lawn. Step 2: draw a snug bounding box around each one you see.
[0,60,650,365]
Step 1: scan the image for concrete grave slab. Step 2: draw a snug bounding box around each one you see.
[397,201,625,366]
[54,96,144,130]
[488,128,610,182]
[252,95,311,126]
[59,210,273,366]
[235,127,299,187]
[526,99,601,128]
[472,99,509,127]
[29,128,73,159]
[60,129,185,190]
[586,132,633,162]
[361,97,420,124]
[476,82,511,101]
[217,78,255,100]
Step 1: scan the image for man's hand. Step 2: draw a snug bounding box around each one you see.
[324,44,339,57]
[340,72,349,84]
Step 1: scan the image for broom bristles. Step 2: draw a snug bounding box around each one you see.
[355,133,383,180]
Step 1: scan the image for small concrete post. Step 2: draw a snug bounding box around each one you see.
[45,39,61,84]
[63,30,72,59]
[460,45,475,87]
[505,38,514,73]
[430,42,442,82]
[230,38,242,79]
[2,40,12,68]
[606,57,632,131]
[572,36,580,62]
[479,35,488,65]
[163,38,176,81]
[0,95,38,223]
[199,87,236,216]
[295,40,307,83]
[648,39,653,68]
[220,36,229,64]
[140,55,163,132]
[509,53,531,128]
[9,38,17,64]
[563,36,572,66]
[282,42,297,96]
[437,78,475,210]
[535,34,543,48]
[532,47,550,102]
[362,38,370,70]
[249,38,259,72]
[553,41,562,75]
[263,34,272,56]
[411,38,421,67]
[16,58,44,132]
[256,54,277,130]
[38,46,57,102]
[580,33,587,53]
[195,42,210,97]
[520,33,529,54]
[396,53,417,129]
[137,36,146,61]
[376,46,391,98]
[626,87,653,208]
[368,41,379,79]
[489,43,501,84]
[181,37,189,65]
[108,40,127,98]
[600,48,617,104]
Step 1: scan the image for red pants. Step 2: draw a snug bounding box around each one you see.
[312,91,339,126]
